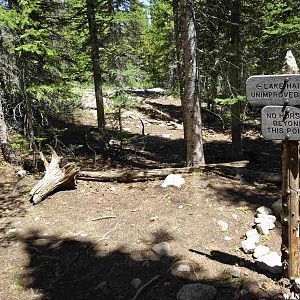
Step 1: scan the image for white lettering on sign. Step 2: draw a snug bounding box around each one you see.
[261,106,300,140]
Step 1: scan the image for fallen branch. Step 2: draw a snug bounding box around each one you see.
[29,145,79,204]
[90,215,117,221]
[77,161,249,183]
[143,101,180,123]
[129,275,161,300]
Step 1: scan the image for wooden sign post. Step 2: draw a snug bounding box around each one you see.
[246,51,300,279]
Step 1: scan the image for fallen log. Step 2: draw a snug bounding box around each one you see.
[77,160,249,182]
[143,102,180,123]
[29,145,79,204]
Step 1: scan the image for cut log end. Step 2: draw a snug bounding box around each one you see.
[29,147,79,204]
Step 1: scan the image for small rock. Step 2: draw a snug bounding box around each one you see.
[227,266,241,278]
[178,205,183,209]
[217,220,229,231]
[33,216,40,222]
[257,206,272,215]
[177,264,191,273]
[271,199,282,219]
[294,278,300,293]
[256,214,276,223]
[17,169,27,177]
[161,174,185,188]
[232,213,238,220]
[245,229,260,243]
[177,283,217,300]
[241,239,256,254]
[256,223,270,235]
[110,187,117,194]
[152,242,171,257]
[131,278,142,289]
[254,217,275,227]
[256,251,282,274]
[253,245,270,259]
[224,236,232,241]
[150,216,158,222]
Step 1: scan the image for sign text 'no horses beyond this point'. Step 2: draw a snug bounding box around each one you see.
[261,106,300,140]
[246,74,300,106]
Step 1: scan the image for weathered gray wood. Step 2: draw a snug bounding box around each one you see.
[77,161,249,182]
[281,140,299,278]
[29,145,79,204]
[77,165,282,183]
[246,74,300,106]
[261,106,300,140]
[280,50,300,279]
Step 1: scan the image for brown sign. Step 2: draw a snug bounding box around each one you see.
[246,74,300,106]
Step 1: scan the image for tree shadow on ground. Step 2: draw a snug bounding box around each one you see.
[50,117,282,173]
[0,174,32,247]
[17,229,284,300]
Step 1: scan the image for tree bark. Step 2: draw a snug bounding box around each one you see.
[0,97,12,162]
[86,0,105,133]
[174,0,205,167]
[229,0,242,159]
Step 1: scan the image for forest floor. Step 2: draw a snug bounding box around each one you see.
[0,90,291,300]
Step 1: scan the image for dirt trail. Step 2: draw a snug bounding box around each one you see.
[0,91,287,299]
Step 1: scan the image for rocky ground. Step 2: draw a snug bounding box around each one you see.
[0,90,294,299]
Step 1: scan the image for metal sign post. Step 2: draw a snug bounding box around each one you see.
[246,52,300,279]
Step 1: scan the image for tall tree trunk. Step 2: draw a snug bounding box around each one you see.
[86,0,105,133]
[229,0,242,159]
[0,97,12,162]
[174,0,205,167]
[21,64,38,168]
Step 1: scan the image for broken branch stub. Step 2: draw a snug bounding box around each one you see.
[29,145,79,204]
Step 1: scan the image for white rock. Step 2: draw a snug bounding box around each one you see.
[161,174,185,188]
[152,242,171,257]
[256,251,282,275]
[254,218,275,229]
[131,278,142,289]
[177,264,191,273]
[177,283,217,300]
[17,169,27,177]
[245,229,260,243]
[253,245,270,259]
[33,216,40,222]
[241,239,256,254]
[272,199,282,219]
[294,278,300,293]
[217,220,229,231]
[257,206,272,215]
[256,223,270,235]
[256,214,276,223]
[224,236,232,241]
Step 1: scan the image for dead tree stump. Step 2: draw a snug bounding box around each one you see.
[29,145,79,204]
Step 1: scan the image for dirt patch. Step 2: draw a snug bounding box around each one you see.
[0,93,289,299]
